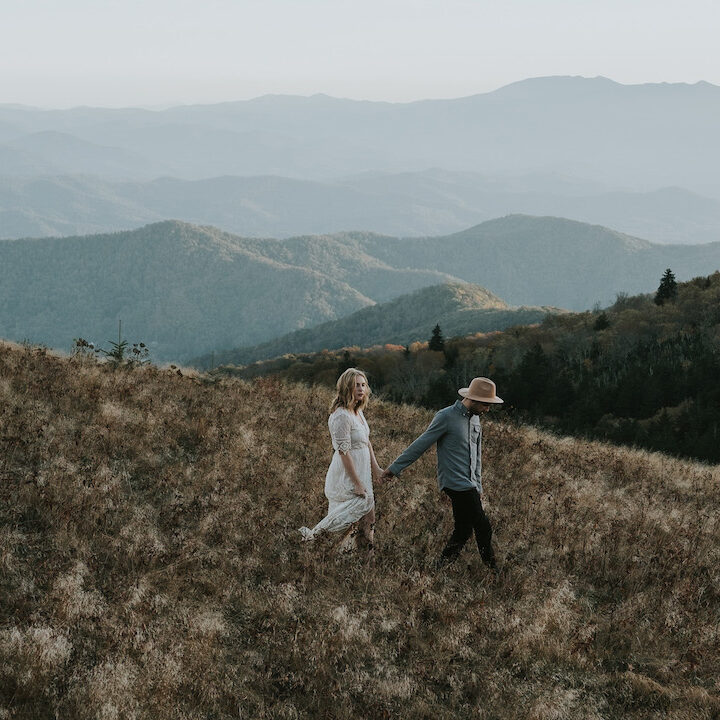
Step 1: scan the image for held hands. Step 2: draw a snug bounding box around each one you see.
[379,469,395,483]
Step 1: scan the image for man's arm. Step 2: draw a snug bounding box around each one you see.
[383,410,447,478]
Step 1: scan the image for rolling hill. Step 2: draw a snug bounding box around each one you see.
[4,216,720,361]
[0,221,376,361]
[1,340,718,718]
[197,282,560,368]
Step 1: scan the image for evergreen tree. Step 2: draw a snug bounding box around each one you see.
[337,349,355,374]
[654,268,678,305]
[593,312,610,331]
[428,324,445,352]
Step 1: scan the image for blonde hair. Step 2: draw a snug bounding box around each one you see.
[329,367,371,414]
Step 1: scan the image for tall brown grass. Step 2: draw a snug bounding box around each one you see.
[1,340,719,719]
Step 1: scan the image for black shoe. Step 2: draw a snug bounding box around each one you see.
[482,555,498,572]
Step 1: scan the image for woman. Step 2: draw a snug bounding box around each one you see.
[300,368,383,556]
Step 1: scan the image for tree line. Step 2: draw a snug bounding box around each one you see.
[223,270,720,464]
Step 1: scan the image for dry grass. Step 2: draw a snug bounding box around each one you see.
[1,340,719,719]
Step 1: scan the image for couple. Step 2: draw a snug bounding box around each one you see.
[299,367,503,569]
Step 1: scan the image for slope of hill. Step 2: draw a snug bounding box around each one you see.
[0,221,374,361]
[4,171,720,244]
[4,216,720,362]
[350,215,720,309]
[1,340,718,718]
[236,232,458,303]
[197,282,559,368]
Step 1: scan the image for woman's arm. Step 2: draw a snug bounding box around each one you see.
[339,451,366,497]
[368,440,383,481]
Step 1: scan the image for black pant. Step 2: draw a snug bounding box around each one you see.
[441,488,495,564]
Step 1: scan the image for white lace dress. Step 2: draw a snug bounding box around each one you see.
[300,408,375,539]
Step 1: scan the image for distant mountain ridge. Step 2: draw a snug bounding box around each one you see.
[1,76,719,194]
[2,170,720,244]
[3,215,720,362]
[195,282,558,368]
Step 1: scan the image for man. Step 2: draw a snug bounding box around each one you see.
[381,377,503,569]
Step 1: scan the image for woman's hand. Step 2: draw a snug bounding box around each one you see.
[372,466,385,482]
[352,481,367,498]
[339,451,366,497]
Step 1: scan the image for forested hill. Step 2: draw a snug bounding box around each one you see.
[4,216,720,361]
[223,271,720,464]
[1,339,718,717]
[194,282,560,368]
[0,221,454,361]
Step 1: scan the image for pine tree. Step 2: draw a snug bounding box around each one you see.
[428,324,445,352]
[654,268,678,305]
[593,312,610,331]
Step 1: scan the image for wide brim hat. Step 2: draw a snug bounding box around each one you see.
[458,377,503,404]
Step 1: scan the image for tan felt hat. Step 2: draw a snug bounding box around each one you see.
[458,377,503,404]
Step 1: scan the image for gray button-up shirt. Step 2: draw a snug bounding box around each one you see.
[388,400,483,492]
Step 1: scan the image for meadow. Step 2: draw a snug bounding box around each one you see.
[1,340,719,719]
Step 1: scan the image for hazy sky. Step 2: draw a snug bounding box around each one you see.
[2,0,719,108]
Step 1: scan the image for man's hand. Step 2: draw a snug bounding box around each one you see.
[379,469,395,483]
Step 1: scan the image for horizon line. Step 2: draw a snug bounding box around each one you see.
[1,75,718,113]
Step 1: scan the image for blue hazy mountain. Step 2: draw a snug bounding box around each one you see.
[2,170,720,244]
[3,216,720,362]
[1,76,718,195]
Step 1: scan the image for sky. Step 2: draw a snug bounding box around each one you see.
[1,0,719,108]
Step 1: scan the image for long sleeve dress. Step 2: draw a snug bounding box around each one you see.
[299,407,375,539]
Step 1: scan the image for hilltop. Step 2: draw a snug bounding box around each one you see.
[195,282,560,368]
[1,340,718,718]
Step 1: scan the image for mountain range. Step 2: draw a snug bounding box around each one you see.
[3,170,720,244]
[1,77,719,194]
[1,76,720,246]
[4,216,720,362]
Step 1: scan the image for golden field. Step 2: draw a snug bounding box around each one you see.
[1,340,719,719]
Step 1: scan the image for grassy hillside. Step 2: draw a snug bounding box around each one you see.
[1,340,718,718]
[194,282,559,368]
